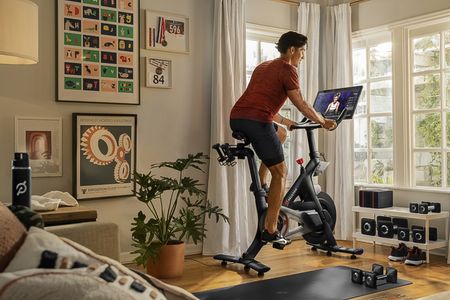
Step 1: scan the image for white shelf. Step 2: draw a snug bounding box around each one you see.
[352,206,449,220]
[352,205,449,264]
[353,232,447,250]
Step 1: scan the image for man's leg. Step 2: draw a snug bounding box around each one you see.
[264,161,288,234]
[259,126,287,187]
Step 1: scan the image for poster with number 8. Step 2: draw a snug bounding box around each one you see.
[146,58,172,88]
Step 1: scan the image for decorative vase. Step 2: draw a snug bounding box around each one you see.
[146,240,185,279]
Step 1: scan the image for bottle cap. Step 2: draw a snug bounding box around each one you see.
[12,152,30,167]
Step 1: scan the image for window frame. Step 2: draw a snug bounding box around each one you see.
[352,9,450,192]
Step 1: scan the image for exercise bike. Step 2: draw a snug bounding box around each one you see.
[212,110,364,276]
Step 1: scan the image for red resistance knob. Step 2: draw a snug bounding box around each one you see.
[296,158,304,165]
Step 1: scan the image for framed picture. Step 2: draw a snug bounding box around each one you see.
[73,113,137,200]
[146,57,172,88]
[15,117,62,177]
[57,0,140,105]
[145,10,189,53]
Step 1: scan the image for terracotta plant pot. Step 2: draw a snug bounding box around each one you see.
[146,240,185,279]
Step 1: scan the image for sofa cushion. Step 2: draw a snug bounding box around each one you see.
[0,203,27,272]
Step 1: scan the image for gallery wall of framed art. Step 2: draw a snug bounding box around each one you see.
[57,0,140,104]
[73,113,137,200]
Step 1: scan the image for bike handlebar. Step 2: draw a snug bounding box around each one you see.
[290,108,347,131]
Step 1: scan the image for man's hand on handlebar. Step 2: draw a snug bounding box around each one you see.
[321,118,337,131]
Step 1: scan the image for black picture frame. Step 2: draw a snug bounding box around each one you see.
[73,113,137,200]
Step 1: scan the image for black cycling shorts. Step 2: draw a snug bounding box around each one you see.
[230,118,284,167]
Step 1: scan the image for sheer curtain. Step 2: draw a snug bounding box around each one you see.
[203,0,256,256]
[296,2,321,173]
[320,3,354,240]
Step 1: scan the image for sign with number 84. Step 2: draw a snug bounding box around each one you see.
[146,58,172,88]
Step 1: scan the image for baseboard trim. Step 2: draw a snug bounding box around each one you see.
[120,243,203,264]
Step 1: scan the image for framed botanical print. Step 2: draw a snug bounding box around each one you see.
[15,117,63,177]
[57,0,140,104]
[73,113,137,200]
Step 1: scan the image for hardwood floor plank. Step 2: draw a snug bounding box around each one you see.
[127,240,450,299]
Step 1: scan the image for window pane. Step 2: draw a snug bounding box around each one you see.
[414,152,442,187]
[414,113,441,148]
[371,151,393,184]
[369,42,392,78]
[446,72,450,108]
[445,31,450,68]
[246,40,258,73]
[370,116,393,148]
[413,34,440,72]
[354,151,368,183]
[355,84,367,115]
[354,117,368,148]
[370,80,392,113]
[447,112,450,148]
[413,74,441,109]
[353,47,367,83]
[448,152,450,187]
[261,42,278,62]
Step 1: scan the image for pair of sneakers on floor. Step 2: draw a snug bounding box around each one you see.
[388,243,426,266]
[250,183,291,246]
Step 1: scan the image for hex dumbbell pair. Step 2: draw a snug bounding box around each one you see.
[409,202,441,214]
[351,264,398,288]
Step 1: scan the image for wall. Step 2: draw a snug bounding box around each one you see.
[352,0,450,31]
[0,0,213,259]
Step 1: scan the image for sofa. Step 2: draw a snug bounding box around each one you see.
[46,221,121,261]
[0,203,198,300]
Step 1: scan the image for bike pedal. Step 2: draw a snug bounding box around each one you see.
[272,242,286,250]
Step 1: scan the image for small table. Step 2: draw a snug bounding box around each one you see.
[39,206,97,226]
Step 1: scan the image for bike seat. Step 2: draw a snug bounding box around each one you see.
[232,131,250,145]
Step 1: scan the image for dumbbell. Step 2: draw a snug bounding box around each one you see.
[365,267,398,288]
[410,202,441,214]
[418,202,441,214]
[351,263,384,284]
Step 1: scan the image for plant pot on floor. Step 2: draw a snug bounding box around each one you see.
[146,240,185,279]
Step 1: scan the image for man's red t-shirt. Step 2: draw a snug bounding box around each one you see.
[230,58,299,123]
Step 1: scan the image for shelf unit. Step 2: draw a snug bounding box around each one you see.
[352,206,449,263]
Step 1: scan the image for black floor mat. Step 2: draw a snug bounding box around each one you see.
[195,266,411,300]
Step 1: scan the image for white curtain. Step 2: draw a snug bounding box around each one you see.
[203,0,256,256]
[320,3,354,240]
[296,2,321,174]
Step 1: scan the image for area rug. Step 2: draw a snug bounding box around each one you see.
[195,266,411,300]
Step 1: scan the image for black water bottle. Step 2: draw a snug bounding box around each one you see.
[12,152,32,207]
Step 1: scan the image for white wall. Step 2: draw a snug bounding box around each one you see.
[0,0,213,257]
[352,0,450,31]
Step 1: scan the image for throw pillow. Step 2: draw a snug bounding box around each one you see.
[0,202,27,272]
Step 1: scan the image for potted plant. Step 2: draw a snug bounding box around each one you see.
[131,152,228,278]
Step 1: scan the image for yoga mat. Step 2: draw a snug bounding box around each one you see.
[195,266,411,300]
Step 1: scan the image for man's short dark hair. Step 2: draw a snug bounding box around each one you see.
[276,31,308,54]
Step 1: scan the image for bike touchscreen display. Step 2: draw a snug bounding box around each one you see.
[312,85,363,120]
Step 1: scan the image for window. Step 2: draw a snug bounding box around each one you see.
[352,34,393,185]
[352,13,450,191]
[410,26,450,188]
[246,25,296,181]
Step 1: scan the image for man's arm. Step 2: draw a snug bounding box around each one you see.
[286,89,336,130]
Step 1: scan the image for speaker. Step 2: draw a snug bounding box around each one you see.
[377,220,394,238]
[397,227,410,241]
[361,218,376,236]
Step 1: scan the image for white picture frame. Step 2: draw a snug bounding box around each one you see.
[146,57,172,88]
[15,117,63,177]
[145,10,189,53]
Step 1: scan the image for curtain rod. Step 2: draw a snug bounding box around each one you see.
[274,0,368,6]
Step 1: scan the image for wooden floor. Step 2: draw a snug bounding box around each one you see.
[128,240,450,299]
